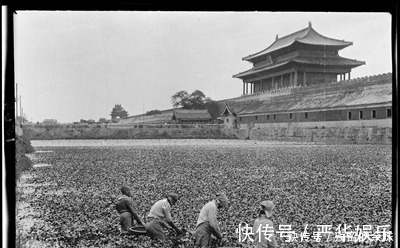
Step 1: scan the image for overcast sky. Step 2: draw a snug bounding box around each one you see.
[14,11,392,123]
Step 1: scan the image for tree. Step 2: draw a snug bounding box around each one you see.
[204,98,221,122]
[190,90,206,109]
[171,90,191,109]
[98,118,107,123]
[171,89,207,109]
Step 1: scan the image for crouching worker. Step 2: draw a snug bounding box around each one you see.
[253,200,277,248]
[145,193,183,241]
[194,193,229,247]
[116,186,144,232]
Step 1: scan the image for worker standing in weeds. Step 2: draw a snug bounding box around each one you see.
[115,186,144,232]
[253,200,277,248]
[194,193,229,247]
[145,192,184,241]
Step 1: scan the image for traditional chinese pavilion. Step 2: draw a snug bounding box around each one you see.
[110,104,128,120]
[233,22,365,95]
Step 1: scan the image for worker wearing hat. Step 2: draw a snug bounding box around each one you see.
[253,200,277,248]
[145,192,183,240]
[115,186,144,232]
[194,193,229,247]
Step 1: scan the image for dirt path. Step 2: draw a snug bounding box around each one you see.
[16,173,55,248]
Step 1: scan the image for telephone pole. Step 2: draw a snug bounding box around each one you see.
[20,95,22,120]
[15,83,18,117]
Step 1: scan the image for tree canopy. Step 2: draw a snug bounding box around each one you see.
[171,89,208,109]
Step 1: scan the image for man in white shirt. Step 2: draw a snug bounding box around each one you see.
[145,192,183,240]
[194,193,229,247]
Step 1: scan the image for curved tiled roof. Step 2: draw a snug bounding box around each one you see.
[233,61,291,78]
[243,23,352,61]
[233,56,365,79]
[173,109,211,120]
[293,56,365,66]
[118,113,173,124]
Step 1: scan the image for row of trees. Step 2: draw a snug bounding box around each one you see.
[171,90,208,109]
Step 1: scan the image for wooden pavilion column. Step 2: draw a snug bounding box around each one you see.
[243,83,245,95]
[303,71,307,86]
[272,77,275,90]
[348,72,351,79]
[294,70,298,86]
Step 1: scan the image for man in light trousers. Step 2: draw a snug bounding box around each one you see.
[145,192,183,241]
[194,193,229,247]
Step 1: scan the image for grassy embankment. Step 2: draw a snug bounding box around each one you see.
[15,132,35,248]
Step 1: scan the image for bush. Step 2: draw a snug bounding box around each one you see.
[16,135,35,154]
[15,134,35,180]
[15,152,32,180]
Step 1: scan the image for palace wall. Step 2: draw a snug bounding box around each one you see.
[23,124,237,140]
[217,73,393,144]
[237,106,392,125]
[23,121,392,144]
[236,126,392,144]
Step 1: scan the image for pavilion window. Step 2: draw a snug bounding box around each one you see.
[273,114,276,120]
[305,112,308,119]
[289,113,293,119]
[359,111,363,119]
[371,110,376,119]
[348,112,352,120]
[267,115,270,120]
[387,109,392,118]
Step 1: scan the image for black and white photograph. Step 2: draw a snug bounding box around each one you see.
[5,9,395,248]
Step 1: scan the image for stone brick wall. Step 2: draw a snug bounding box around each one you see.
[23,124,237,140]
[237,126,392,144]
[23,123,392,144]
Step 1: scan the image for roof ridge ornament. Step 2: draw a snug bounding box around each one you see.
[308,21,312,27]
[276,34,279,40]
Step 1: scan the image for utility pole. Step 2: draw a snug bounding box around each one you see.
[20,95,22,120]
[15,83,18,117]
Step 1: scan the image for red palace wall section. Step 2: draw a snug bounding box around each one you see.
[238,106,392,124]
